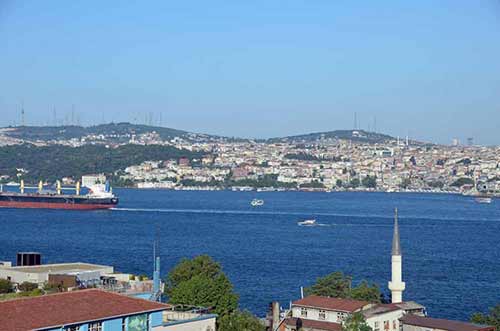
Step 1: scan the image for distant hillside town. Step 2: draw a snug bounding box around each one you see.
[0,123,499,195]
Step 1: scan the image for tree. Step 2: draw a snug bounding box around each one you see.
[336,179,343,188]
[361,176,377,188]
[18,281,38,292]
[342,312,372,331]
[304,272,381,303]
[451,177,474,187]
[471,305,500,331]
[304,272,351,298]
[165,255,239,318]
[217,310,265,331]
[350,281,381,303]
[350,178,360,188]
[0,278,13,294]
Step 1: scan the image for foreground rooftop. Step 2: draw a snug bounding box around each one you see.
[0,289,170,331]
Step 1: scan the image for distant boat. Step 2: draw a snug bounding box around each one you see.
[475,196,492,204]
[298,219,316,226]
[251,199,264,207]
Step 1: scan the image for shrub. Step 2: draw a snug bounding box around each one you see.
[0,279,13,294]
[18,282,38,292]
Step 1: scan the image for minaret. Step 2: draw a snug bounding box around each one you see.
[388,208,405,303]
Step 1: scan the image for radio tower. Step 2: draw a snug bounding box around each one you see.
[21,102,25,127]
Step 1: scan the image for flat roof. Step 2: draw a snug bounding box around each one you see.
[0,262,112,274]
[0,289,171,331]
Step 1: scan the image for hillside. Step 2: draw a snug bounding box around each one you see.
[2,122,217,142]
[267,130,397,144]
[0,144,203,183]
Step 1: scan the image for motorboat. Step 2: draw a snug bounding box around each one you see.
[298,219,316,226]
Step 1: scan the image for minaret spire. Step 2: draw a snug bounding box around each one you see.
[388,208,405,303]
[392,208,401,256]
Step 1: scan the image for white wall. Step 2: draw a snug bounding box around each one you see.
[291,306,349,323]
[153,317,216,331]
[366,310,404,331]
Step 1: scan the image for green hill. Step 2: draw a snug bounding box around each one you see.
[0,144,203,184]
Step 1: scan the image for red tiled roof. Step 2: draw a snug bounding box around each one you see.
[401,315,495,331]
[0,289,171,331]
[293,295,369,312]
[284,317,342,331]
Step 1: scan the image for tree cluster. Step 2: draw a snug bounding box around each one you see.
[471,305,500,331]
[165,255,264,331]
[304,271,384,303]
[0,144,203,184]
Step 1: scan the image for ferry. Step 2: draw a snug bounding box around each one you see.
[0,180,118,210]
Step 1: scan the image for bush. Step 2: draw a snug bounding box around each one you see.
[0,279,13,294]
[18,282,38,292]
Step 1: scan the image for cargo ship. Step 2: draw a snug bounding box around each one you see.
[0,180,118,210]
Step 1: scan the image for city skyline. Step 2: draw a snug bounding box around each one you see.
[1,1,500,144]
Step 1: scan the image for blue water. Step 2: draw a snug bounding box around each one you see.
[0,190,499,320]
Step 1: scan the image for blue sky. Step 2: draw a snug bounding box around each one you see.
[1,1,499,144]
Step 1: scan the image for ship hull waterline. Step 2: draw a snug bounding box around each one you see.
[0,201,116,210]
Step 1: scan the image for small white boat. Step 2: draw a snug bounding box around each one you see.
[251,199,264,207]
[475,196,492,204]
[298,219,316,226]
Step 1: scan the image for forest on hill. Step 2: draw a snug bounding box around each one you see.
[0,144,203,183]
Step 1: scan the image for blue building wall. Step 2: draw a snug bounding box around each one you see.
[43,311,164,331]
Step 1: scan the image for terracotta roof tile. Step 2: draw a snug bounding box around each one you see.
[401,315,495,331]
[0,289,170,331]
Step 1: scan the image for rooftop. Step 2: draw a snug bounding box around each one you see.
[362,304,402,318]
[401,315,495,331]
[292,295,369,313]
[0,289,170,331]
[0,262,112,274]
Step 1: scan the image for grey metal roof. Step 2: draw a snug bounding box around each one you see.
[392,208,401,256]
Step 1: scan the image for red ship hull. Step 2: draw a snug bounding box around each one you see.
[0,201,115,210]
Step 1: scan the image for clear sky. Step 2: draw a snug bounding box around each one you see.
[1,1,500,144]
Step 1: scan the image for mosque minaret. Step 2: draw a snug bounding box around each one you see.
[388,208,406,303]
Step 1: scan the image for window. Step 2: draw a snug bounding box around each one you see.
[65,327,80,331]
[319,310,327,320]
[128,314,149,331]
[122,318,127,331]
[300,307,308,317]
[393,320,397,330]
[384,320,390,331]
[89,322,102,331]
[374,321,380,331]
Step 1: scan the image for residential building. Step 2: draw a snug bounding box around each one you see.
[0,289,169,331]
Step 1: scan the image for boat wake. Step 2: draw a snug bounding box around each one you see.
[109,207,500,224]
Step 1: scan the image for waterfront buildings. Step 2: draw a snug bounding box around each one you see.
[1,127,499,194]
